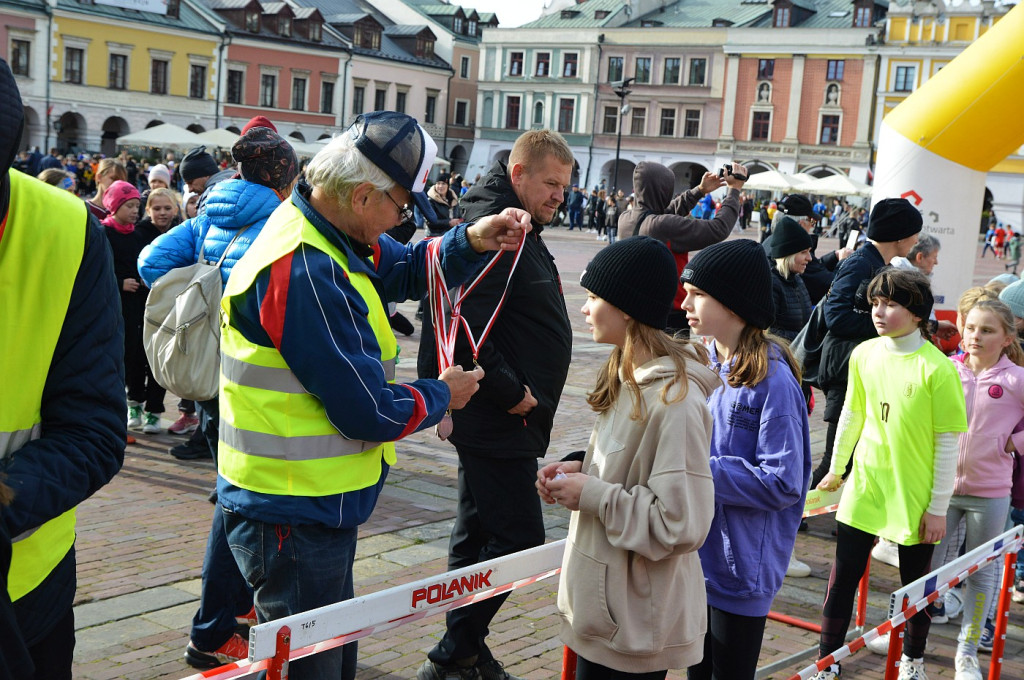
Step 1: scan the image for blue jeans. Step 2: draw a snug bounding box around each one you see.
[190,504,253,652]
[568,208,583,230]
[223,507,358,680]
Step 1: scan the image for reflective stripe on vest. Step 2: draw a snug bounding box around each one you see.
[1,170,86,601]
[218,198,398,497]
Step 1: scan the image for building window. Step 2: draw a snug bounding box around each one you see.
[607,56,623,83]
[150,59,168,95]
[563,53,578,78]
[310,22,321,42]
[827,60,845,81]
[460,55,470,78]
[260,73,276,107]
[226,69,244,104]
[631,107,646,135]
[505,96,520,129]
[557,99,574,133]
[109,54,127,90]
[536,52,550,77]
[455,100,469,126]
[774,6,791,27]
[602,106,617,134]
[894,65,915,92]
[453,16,463,34]
[11,40,30,77]
[758,59,774,79]
[854,5,872,28]
[425,92,437,124]
[321,80,334,114]
[468,19,477,35]
[820,115,840,144]
[533,101,543,125]
[509,51,523,76]
[689,58,707,86]
[292,77,307,111]
[65,47,83,84]
[246,9,260,32]
[354,22,381,50]
[395,90,406,114]
[684,109,700,138]
[663,57,680,85]
[374,88,386,111]
[416,38,434,59]
[752,111,771,140]
[279,16,291,37]
[634,57,651,84]
[190,64,206,99]
[352,85,364,114]
[659,109,675,137]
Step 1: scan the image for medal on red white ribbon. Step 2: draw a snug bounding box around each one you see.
[426,234,526,440]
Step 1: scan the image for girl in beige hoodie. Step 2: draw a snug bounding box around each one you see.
[538,236,719,679]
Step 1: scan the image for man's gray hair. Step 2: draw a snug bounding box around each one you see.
[305,132,395,206]
[908,233,941,260]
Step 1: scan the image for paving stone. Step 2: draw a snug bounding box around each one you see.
[74,586,196,630]
[395,519,456,542]
[381,538,451,567]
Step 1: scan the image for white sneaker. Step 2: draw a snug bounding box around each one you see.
[787,554,811,578]
[127,403,143,429]
[944,588,964,620]
[865,632,890,655]
[898,655,927,680]
[810,665,840,680]
[954,653,982,680]
[872,539,900,568]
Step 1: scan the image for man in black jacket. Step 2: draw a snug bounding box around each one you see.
[418,130,574,680]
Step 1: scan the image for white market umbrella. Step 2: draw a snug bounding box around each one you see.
[198,128,241,149]
[796,173,872,197]
[116,123,207,150]
[289,140,327,158]
[743,169,801,192]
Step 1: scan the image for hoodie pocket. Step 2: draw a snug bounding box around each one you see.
[561,546,618,641]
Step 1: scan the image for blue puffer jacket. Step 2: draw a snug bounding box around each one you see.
[138,179,281,287]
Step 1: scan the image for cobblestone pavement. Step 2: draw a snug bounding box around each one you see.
[71,226,1024,679]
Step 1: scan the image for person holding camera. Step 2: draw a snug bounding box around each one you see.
[618,161,746,334]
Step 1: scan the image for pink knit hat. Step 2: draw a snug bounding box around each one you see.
[102,180,141,214]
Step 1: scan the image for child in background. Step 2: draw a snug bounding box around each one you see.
[680,240,812,680]
[182,190,199,220]
[538,236,718,680]
[982,224,996,258]
[994,224,1008,259]
[603,196,621,244]
[102,180,166,434]
[814,267,968,680]
[137,187,180,239]
[1004,230,1020,275]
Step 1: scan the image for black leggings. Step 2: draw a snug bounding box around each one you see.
[687,606,767,680]
[820,523,935,660]
[576,656,666,680]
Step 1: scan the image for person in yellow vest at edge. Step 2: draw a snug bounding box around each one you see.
[0,58,127,678]
[217,111,532,680]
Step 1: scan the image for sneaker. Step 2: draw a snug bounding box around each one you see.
[978,620,995,653]
[1013,578,1024,604]
[170,441,212,460]
[235,606,257,628]
[127,404,143,429]
[142,412,161,434]
[927,599,948,624]
[954,653,983,680]
[416,659,479,680]
[897,655,927,680]
[865,632,890,655]
[787,554,811,578]
[810,665,840,680]
[184,633,249,669]
[476,659,524,680]
[168,412,199,435]
[945,588,965,619]
[126,434,136,445]
[872,539,900,568]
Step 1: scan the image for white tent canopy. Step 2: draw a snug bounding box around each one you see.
[116,123,207,150]
[796,173,872,197]
[197,128,241,149]
[743,169,801,192]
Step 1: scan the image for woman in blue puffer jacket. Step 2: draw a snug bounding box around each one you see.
[137,125,299,669]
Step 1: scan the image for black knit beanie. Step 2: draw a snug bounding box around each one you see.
[867,198,923,242]
[770,216,814,258]
[681,239,775,329]
[580,236,678,329]
[180,145,219,182]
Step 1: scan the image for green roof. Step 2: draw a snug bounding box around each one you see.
[521,0,625,29]
[56,0,221,34]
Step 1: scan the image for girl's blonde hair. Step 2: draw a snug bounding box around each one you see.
[146,188,179,214]
[957,286,999,331]
[726,326,801,388]
[96,158,127,182]
[963,298,1024,367]
[587,321,709,421]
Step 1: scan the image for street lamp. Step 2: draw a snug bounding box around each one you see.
[611,77,633,195]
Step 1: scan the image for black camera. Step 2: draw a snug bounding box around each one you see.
[718,165,748,182]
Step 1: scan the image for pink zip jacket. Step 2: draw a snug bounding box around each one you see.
[953,354,1024,498]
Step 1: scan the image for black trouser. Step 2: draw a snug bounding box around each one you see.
[577,656,667,680]
[687,606,767,680]
[123,303,165,413]
[28,606,74,680]
[820,523,935,661]
[428,452,545,666]
[197,397,219,464]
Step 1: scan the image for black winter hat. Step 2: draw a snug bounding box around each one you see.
[867,198,923,242]
[681,239,775,329]
[180,145,219,182]
[770,216,814,258]
[778,194,815,218]
[580,236,678,329]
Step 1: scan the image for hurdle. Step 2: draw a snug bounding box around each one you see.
[789,525,1023,680]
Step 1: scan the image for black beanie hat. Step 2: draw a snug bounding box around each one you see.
[681,239,775,329]
[180,145,219,182]
[770,216,814,258]
[580,236,678,329]
[867,198,923,242]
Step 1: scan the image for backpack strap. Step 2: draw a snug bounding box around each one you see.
[200,224,253,268]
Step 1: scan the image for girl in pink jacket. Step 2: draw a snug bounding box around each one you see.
[939,297,1024,680]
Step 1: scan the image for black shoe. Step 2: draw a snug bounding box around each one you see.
[170,442,212,460]
[476,659,524,680]
[417,659,478,680]
[208,488,218,504]
[389,312,415,337]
